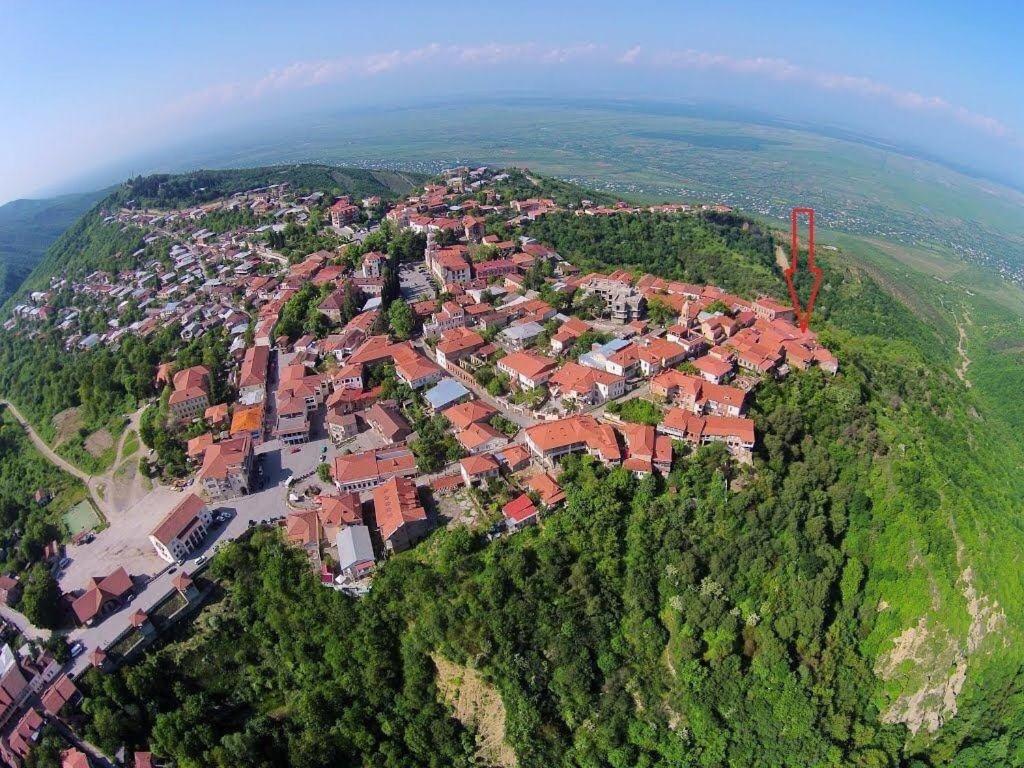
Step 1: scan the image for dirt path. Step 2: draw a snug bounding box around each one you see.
[1,400,152,520]
[2,400,93,484]
[775,243,790,272]
[956,319,972,387]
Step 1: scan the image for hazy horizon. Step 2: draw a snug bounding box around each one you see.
[4,1,1024,206]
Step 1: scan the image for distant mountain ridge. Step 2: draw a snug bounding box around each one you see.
[0,188,109,304]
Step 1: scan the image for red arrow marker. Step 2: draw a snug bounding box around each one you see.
[784,207,823,333]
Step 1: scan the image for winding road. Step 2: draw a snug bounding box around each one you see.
[1,399,148,521]
[1,400,92,483]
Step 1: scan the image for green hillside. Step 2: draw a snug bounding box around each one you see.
[58,195,1024,766]
[0,188,108,304]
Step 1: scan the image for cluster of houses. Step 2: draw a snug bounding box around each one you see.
[3,183,381,351]
[93,166,836,590]
[0,166,846,764]
[0,639,92,766]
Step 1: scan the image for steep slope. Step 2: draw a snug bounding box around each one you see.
[0,188,108,304]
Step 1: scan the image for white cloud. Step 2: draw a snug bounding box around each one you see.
[157,42,1013,142]
[644,48,1012,139]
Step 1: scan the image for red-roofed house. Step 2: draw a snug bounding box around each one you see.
[392,344,444,389]
[549,362,625,405]
[72,567,134,625]
[443,400,496,430]
[459,454,500,487]
[285,509,322,559]
[316,493,363,540]
[550,317,590,353]
[61,748,91,768]
[659,408,755,461]
[650,370,747,417]
[752,296,796,322]
[691,355,734,384]
[435,327,485,369]
[238,345,270,404]
[502,494,539,531]
[455,422,508,455]
[373,477,430,553]
[41,674,80,716]
[524,415,622,466]
[497,351,559,389]
[330,198,360,227]
[168,365,210,423]
[333,447,417,492]
[197,436,254,499]
[526,472,566,508]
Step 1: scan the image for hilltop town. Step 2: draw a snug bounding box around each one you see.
[0,166,837,765]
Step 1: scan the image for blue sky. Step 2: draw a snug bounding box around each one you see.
[3,0,1023,203]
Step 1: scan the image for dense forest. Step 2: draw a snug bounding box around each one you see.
[524,210,781,299]
[73,329,988,767]
[0,324,182,441]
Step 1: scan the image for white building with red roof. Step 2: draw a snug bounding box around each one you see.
[497,351,559,389]
[149,493,212,563]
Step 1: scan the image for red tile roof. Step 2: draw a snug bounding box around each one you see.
[502,494,538,524]
[333,448,416,486]
[316,493,363,528]
[443,400,496,430]
[72,566,133,624]
[527,472,565,507]
[525,415,621,463]
[373,477,427,542]
[150,493,207,547]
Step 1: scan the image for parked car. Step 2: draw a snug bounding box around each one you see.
[57,557,71,570]
[193,555,207,566]
[69,642,85,658]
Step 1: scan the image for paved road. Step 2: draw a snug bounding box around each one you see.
[0,605,50,642]
[65,416,335,675]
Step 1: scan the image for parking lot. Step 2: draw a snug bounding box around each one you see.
[399,264,435,302]
[59,485,183,592]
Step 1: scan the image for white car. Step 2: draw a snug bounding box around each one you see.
[193,555,208,566]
